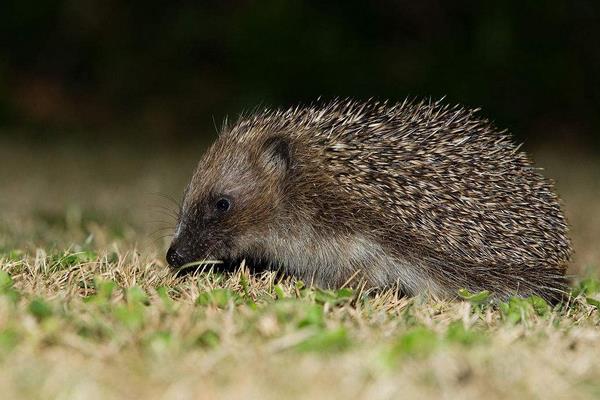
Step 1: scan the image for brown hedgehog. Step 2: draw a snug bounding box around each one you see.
[166,99,572,302]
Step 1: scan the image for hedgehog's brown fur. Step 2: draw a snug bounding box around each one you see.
[167,99,572,302]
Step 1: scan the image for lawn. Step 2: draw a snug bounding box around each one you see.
[0,138,599,399]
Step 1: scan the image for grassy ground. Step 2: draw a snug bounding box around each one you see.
[0,138,599,399]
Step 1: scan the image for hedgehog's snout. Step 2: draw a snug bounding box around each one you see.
[166,220,228,271]
[166,245,187,268]
[167,219,197,269]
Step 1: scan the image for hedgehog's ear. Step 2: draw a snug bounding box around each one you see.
[261,136,291,174]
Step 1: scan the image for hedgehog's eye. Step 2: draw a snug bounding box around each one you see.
[215,197,231,212]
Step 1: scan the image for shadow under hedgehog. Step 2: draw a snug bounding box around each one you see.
[166,99,572,302]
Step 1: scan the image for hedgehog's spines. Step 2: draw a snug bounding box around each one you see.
[183,98,572,301]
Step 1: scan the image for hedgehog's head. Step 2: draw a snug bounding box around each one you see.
[166,132,296,272]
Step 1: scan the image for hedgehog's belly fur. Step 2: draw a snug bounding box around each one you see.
[235,229,440,296]
[225,225,568,301]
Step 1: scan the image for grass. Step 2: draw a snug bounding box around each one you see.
[0,139,599,399]
[0,249,599,400]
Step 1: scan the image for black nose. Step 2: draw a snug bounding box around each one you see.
[166,246,186,268]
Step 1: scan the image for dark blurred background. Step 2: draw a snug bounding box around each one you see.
[1,0,599,148]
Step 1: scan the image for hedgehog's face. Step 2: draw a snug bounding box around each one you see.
[166,135,292,271]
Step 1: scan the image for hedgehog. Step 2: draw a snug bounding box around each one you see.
[166,99,572,302]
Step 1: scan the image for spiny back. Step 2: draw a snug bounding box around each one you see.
[225,99,572,271]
